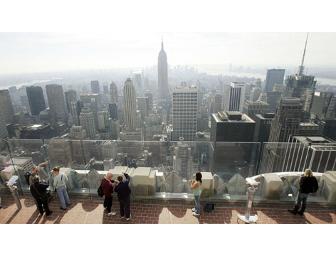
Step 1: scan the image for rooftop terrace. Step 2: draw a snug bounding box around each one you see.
[0,194,335,224]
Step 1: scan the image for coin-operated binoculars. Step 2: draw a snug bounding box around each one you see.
[237,177,259,224]
[7,175,22,210]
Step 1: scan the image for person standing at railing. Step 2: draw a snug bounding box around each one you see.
[190,172,202,217]
[101,171,117,216]
[114,173,132,221]
[30,175,52,216]
[52,167,71,211]
[288,169,318,216]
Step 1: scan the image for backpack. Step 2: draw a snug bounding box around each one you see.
[24,171,32,186]
[97,185,104,197]
[203,203,215,213]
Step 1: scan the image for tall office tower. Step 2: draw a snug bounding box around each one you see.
[108,103,118,120]
[212,94,223,113]
[80,93,101,128]
[123,78,137,131]
[158,40,169,102]
[103,85,109,94]
[260,98,303,173]
[64,90,77,113]
[172,85,198,141]
[97,110,109,131]
[108,118,120,140]
[250,87,262,102]
[0,89,14,123]
[144,91,153,113]
[26,86,46,116]
[110,82,118,104]
[268,98,303,143]
[265,69,285,93]
[133,72,144,96]
[284,34,316,117]
[79,107,96,139]
[243,100,269,121]
[46,84,67,123]
[137,97,149,120]
[311,92,336,120]
[69,126,87,139]
[281,136,336,173]
[210,111,256,175]
[91,80,100,94]
[173,141,193,179]
[223,82,246,112]
[266,91,282,112]
[8,86,18,102]
[253,113,275,143]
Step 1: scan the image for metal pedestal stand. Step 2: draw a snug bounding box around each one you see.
[237,178,259,224]
[7,176,22,210]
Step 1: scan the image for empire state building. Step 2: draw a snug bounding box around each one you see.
[158,41,169,102]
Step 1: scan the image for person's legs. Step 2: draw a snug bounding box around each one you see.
[194,195,200,215]
[289,192,303,214]
[124,196,131,219]
[298,193,308,215]
[119,199,125,217]
[57,187,66,209]
[106,197,112,213]
[42,199,52,215]
[62,187,71,206]
[36,198,44,214]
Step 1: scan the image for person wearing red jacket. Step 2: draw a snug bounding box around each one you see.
[100,172,116,216]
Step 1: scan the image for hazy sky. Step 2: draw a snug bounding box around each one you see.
[0,32,336,74]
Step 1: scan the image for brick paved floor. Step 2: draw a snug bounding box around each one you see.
[0,194,335,224]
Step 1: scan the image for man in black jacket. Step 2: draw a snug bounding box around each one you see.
[114,173,131,221]
[30,176,52,216]
[288,169,318,216]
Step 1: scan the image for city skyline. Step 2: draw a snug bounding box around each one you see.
[1,33,336,75]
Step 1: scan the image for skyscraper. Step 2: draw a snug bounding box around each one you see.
[268,98,303,143]
[26,86,46,116]
[133,72,144,96]
[260,98,303,173]
[173,142,193,179]
[79,107,96,139]
[91,80,100,94]
[158,41,169,102]
[265,69,285,93]
[144,91,153,113]
[123,78,137,131]
[0,89,15,123]
[110,82,118,104]
[64,90,77,113]
[223,82,246,112]
[284,34,316,117]
[80,93,101,129]
[46,84,67,123]
[172,85,198,141]
[108,103,118,120]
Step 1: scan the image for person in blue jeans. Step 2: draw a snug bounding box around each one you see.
[190,172,202,217]
[52,167,71,210]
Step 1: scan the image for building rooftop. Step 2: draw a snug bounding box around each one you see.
[213,111,255,123]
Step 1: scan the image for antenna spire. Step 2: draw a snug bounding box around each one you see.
[298,33,309,75]
[161,36,164,50]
